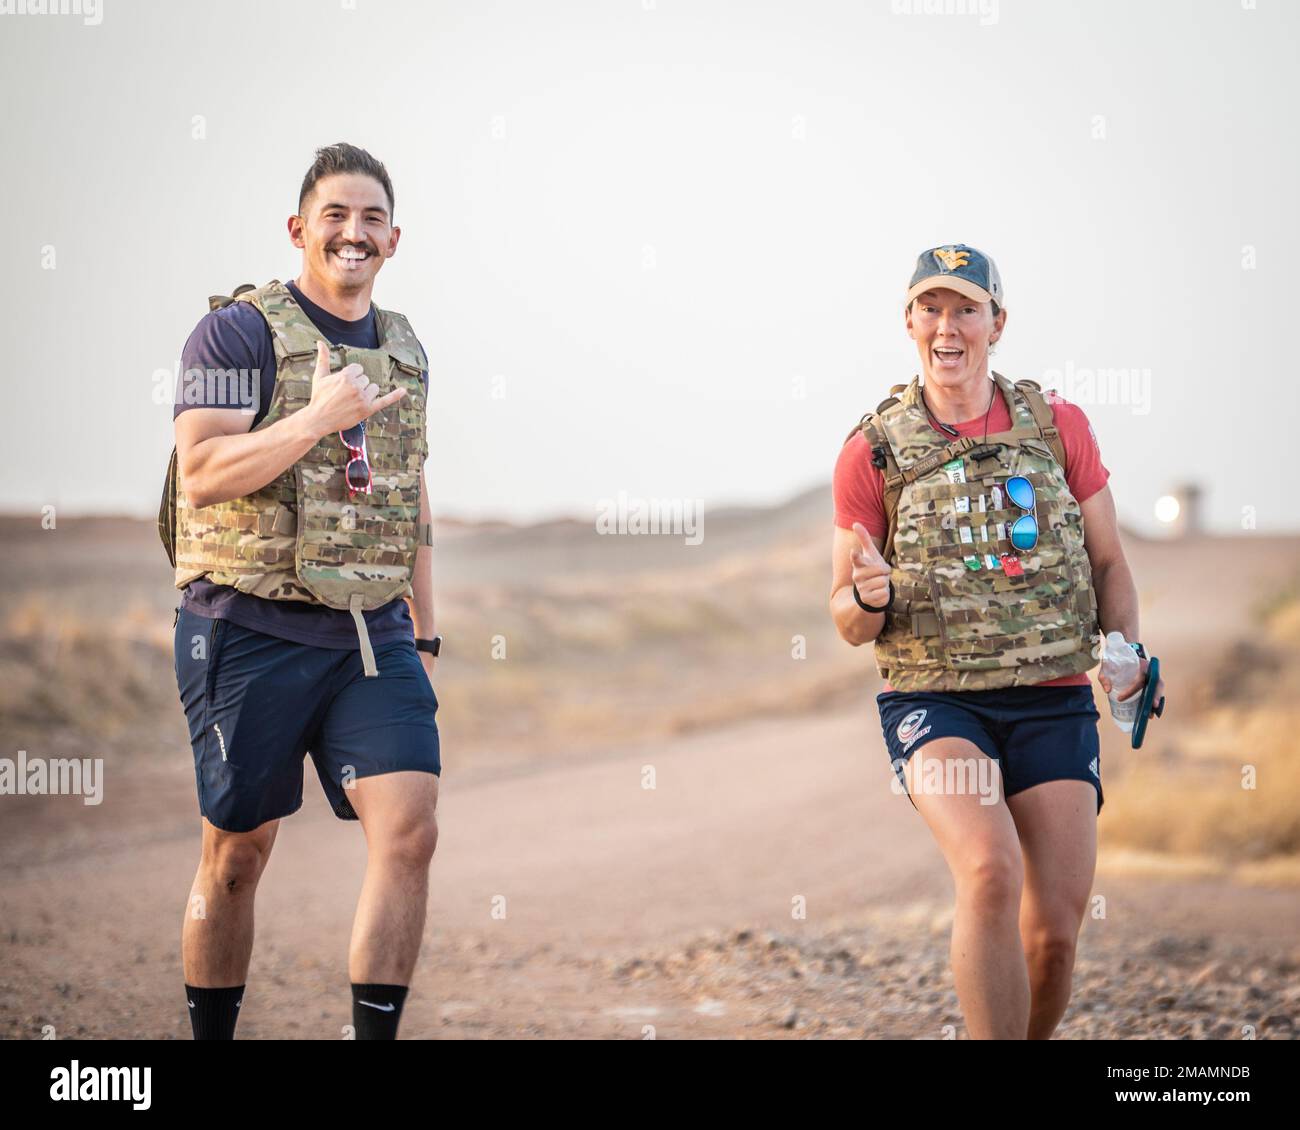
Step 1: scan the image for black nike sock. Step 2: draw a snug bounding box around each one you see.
[185,984,245,1040]
[351,983,409,1040]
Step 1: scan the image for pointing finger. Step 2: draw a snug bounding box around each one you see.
[366,386,407,416]
[852,522,879,555]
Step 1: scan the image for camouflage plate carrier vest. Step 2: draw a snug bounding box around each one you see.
[851,371,1100,692]
[158,280,432,677]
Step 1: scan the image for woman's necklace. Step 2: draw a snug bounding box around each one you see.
[920,377,996,444]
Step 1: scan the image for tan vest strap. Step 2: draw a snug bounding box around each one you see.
[256,505,297,538]
[911,611,940,637]
[349,592,379,678]
[893,434,978,487]
[1015,383,1068,474]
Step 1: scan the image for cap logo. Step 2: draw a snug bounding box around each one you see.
[933,247,970,272]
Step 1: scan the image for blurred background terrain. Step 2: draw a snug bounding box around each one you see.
[1,496,1297,1039]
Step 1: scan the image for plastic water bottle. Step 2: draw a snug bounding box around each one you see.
[1100,630,1141,733]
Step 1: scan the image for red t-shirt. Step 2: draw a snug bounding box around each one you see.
[833,384,1110,691]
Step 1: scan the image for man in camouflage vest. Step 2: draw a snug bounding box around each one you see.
[830,245,1164,1039]
[166,143,441,1040]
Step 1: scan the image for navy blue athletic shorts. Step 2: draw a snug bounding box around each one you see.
[877,685,1102,813]
[173,605,441,833]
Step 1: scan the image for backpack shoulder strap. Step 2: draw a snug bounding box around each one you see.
[869,411,904,564]
[1014,378,1068,476]
[842,392,902,447]
[207,283,256,313]
[842,397,904,563]
[158,445,178,568]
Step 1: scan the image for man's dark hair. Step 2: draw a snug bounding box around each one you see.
[298,142,395,223]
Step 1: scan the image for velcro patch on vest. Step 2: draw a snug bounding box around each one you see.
[870,372,1099,691]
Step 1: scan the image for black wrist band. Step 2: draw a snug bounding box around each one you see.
[853,579,893,614]
[415,635,442,657]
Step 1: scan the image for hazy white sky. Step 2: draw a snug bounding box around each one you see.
[3,0,1297,533]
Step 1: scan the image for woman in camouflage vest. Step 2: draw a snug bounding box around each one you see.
[830,245,1164,1039]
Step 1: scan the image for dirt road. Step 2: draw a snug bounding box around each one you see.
[4,703,1298,1040]
[2,514,1298,1039]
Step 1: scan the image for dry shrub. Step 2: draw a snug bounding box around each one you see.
[1103,585,1300,868]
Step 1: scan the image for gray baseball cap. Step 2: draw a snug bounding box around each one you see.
[906,244,1004,307]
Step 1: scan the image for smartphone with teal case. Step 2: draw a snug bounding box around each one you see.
[1131,656,1165,749]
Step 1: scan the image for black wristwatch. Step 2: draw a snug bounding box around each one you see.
[853,580,894,614]
[415,635,442,657]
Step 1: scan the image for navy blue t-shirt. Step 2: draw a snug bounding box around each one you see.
[173,278,428,649]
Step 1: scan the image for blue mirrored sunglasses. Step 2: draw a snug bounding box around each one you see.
[1005,475,1038,552]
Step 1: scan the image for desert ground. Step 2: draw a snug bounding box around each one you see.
[1,491,1298,1039]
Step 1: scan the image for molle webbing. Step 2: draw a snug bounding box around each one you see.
[164,280,430,676]
[848,372,1098,692]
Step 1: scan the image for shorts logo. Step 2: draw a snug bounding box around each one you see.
[897,709,932,752]
[1089,756,1100,780]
